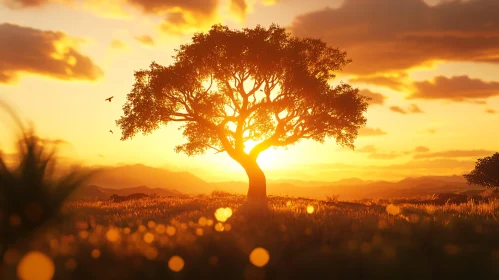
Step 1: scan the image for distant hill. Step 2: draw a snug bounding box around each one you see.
[69,185,184,201]
[211,175,484,200]
[78,164,484,200]
[86,164,211,194]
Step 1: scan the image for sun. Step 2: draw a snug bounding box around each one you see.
[244,140,279,169]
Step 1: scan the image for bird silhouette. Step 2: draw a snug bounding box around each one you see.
[109,130,113,134]
[105,96,114,102]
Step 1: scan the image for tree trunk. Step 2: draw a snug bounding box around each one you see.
[237,157,267,202]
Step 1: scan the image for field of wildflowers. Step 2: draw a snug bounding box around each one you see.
[2,192,499,279]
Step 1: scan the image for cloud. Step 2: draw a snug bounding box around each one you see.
[413,149,495,159]
[134,35,154,46]
[356,145,377,153]
[2,0,56,8]
[368,152,401,160]
[411,75,499,101]
[390,104,424,114]
[389,106,407,114]
[387,158,475,172]
[0,23,103,84]
[126,0,218,15]
[358,127,387,137]
[127,0,233,35]
[350,74,407,91]
[300,158,475,177]
[414,146,430,153]
[230,0,247,17]
[409,104,424,113]
[485,109,496,114]
[358,89,385,106]
[2,0,282,35]
[289,0,499,75]
[110,39,127,49]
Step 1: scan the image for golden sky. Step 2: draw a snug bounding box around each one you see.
[1,0,499,182]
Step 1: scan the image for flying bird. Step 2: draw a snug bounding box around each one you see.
[109,130,113,134]
[105,96,114,102]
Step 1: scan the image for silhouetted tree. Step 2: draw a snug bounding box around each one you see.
[116,24,369,203]
[0,101,97,261]
[464,153,499,188]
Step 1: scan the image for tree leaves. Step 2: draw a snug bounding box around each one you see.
[116,24,369,162]
[464,153,499,188]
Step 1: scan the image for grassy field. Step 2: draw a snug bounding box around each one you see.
[2,192,499,280]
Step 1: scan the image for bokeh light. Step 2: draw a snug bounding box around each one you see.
[306,205,315,214]
[144,232,154,243]
[78,230,89,239]
[91,249,101,259]
[214,207,233,222]
[168,256,185,272]
[155,224,166,234]
[386,204,401,215]
[249,247,270,267]
[106,228,119,242]
[215,222,225,232]
[198,217,207,226]
[166,226,176,236]
[17,251,55,280]
[148,221,156,228]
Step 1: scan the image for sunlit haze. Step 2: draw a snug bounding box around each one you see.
[1,0,499,183]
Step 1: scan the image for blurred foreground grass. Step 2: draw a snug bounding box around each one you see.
[2,193,499,280]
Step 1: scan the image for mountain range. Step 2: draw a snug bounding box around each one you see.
[70,164,485,201]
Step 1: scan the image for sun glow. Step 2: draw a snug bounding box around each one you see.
[244,140,279,169]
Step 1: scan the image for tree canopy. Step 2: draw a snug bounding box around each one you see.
[117,24,368,158]
[116,24,369,200]
[464,153,499,188]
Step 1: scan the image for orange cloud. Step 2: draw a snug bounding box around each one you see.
[350,74,407,91]
[230,0,247,17]
[485,109,496,114]
[358,127,387,137]
[368,152,401,160]
[389,106,406,114]
[408,104,423,113]
[2,0,60,8]
[389,104,424,114]
[2,0,281,34]
[414,146,430,153]
[0,23,103,83]
[302,158,475,176]
[411,75,499,101]
[126,0,218,15]
[358,89,385,106]
[110,39,127,49]
[290,0,499,75]
[127,0,222,35]
[134,35,154,46]
[413,149,495,159]
[356,145,377,153]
